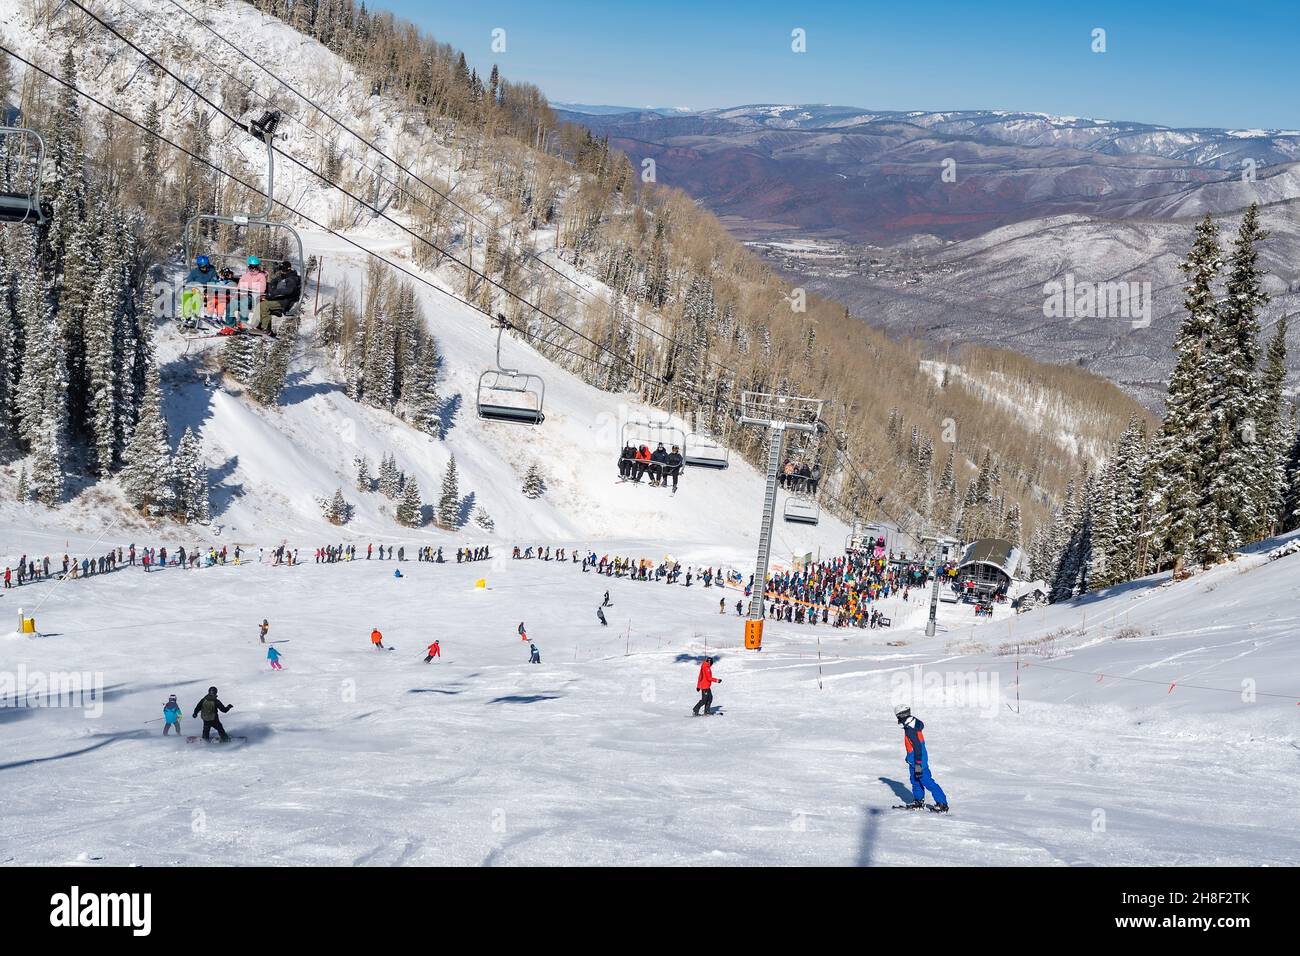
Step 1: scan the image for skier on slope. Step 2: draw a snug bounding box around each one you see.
[267,646,283,670]
[424,640,441,663]
[692,657,721,716]
[602,590,611,607]
[259,619,269,644]
[192,687,233,742]
[518,622,528,642]
[597,607,608,626]
[894,704,949,812]
[529,643,541,664]
[162,695,183,736]
[371,628,386,651]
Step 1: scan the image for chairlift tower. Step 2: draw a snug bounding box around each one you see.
[919,530,960,637]
[737,391,824,649]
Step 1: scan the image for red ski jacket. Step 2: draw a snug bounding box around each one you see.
[697,662,719,690]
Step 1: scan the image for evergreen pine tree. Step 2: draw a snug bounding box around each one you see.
[437,456,461,527]
[173,427,210,523]
[354,454,371,493]
[1198,205,1268,561]
[119,357,175,514]
[1152,215,1222,573]
[1255,316,1290,533]
[522,463,545,499]
[396,476,424,527]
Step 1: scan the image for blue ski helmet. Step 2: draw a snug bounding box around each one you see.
[247,255,262,267]
[195,254,210,268]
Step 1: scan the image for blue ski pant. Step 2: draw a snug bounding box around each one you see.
[909,762,947,804]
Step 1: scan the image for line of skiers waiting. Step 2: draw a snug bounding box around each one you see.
[512,546,576,561]
[618,442,684,490]
[580,552,734,589]
[779,458,822,494]
[4,543,246,587]
[182,254,301,335]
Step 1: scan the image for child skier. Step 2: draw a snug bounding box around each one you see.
[895,704,949,812]
[267,646,283,670]
[424,640,441,663]
[529,643,541,664]
[371,628,386,651]
[162,695,183,736]
[692,657,721,716]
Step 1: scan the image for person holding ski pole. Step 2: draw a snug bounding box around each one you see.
[424,640,441,663]
[192,687,233,742]
[692,657,721,716]
[162,694,183,736]
[895,704,948,812]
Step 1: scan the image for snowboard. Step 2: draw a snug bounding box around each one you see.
[186,735,248,744]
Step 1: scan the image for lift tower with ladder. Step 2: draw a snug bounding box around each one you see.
[737,391,825,650]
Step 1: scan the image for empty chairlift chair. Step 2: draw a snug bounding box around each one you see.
[783,494,820,525]
[0,127,51,224]
[478,318,545,425]
[683,431,730,469]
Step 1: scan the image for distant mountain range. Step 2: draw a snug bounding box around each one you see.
[557,103,1300,407]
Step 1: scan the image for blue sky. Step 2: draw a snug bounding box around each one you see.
[383,0,1300,129]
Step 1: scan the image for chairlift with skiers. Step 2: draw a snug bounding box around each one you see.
[0,126,51,224]
[177,111,305,345]
[477,315,546,425]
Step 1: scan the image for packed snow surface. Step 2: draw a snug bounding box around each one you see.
[2,530,1297,866]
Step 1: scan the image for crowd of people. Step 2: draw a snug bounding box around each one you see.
[181,253,301,336]
[617,442,684,491]
[760,547,933,629]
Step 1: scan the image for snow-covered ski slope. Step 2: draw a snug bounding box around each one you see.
[0,0,850,559]
[2,532,1297,866]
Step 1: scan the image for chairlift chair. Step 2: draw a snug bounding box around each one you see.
[683,430,730,469]
[179,112,306,336]
[477,317,545,425]
[0,127,51,224]
[621,419,687,455]
[783,494,820,526]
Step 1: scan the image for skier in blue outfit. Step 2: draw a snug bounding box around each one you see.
[162,694,183,735]
[895,704,949,812]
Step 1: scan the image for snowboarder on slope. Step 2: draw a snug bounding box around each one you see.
[259,619,269,644]
[162,695,183,736]
[597,607,608,626]
[267,646,283,670]
[424,640,441,663]
[895,704,948,812]
[518,622,528,642]
[692,657,721,716]
[192,687,233,742]
[371,628,386,651]
[529,643,541,664]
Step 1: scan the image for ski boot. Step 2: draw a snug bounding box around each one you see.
[930,803,949,813]
[903,800,925,810]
